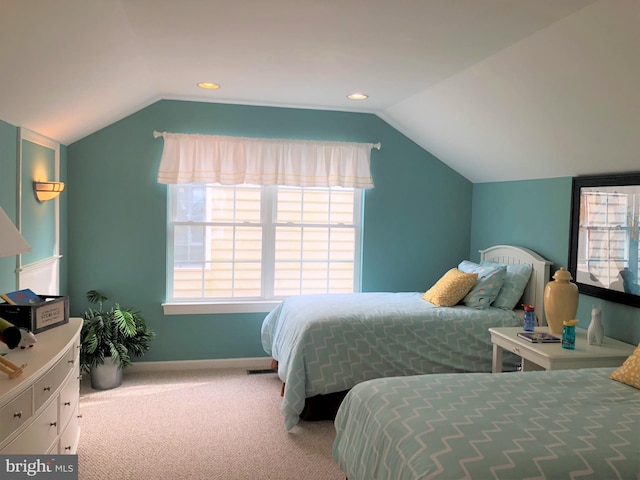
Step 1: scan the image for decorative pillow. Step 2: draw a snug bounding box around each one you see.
[610,343,640,389]
[482,261,533,310]
[457,261,507,309]
[422,268,478,307]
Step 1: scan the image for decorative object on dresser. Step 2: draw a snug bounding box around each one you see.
[0,318,82,454]
[0,288,42,305]
[0,356,26,379]
[587,305,604,346]
[543,267,579,334]
[0,294,69,334]
[80,290,155,390]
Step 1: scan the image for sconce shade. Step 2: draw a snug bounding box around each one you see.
[34,181,65,202]
[0,207,31,258]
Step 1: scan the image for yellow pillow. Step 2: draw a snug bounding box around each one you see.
[422,268,478,307]
[610,343,640,389]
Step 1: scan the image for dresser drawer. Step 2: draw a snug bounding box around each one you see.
[34,363,58,411]
[34,348,76,412]
[58,404,80,454]
[59,363,80,428]
[2,400,58,454]
[0,387,33,444]
[62,339,79,371]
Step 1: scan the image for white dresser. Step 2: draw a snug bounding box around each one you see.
[0,317,82,454]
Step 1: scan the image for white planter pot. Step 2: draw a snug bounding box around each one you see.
[90,356,123,390]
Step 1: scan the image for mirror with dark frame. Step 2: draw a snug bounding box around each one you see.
[568,172,640,308]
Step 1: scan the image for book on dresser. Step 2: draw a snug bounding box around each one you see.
[517,332,561,343]
[0,288,41,305]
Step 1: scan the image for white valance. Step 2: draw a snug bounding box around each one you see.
[154,131,378,188]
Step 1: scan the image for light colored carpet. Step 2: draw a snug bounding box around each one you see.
[78,368,344,480]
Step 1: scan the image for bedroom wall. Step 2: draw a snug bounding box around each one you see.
[66,100,473,362]
[471,178,640,346]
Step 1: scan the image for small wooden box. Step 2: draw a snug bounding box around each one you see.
[0,295,69,334]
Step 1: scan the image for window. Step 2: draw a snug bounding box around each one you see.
[166,184,362,312]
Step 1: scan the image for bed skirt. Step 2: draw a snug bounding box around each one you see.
[300,390,349,421]
[273,359,349,421]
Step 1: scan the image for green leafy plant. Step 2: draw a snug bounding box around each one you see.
[80,290,155,373]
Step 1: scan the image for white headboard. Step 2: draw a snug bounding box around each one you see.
[479,245,552,326]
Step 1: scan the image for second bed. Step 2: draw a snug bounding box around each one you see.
[261,244,552,429]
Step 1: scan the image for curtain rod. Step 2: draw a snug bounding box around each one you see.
[152,131,381,149]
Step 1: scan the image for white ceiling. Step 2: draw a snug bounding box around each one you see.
[1,0,638,182]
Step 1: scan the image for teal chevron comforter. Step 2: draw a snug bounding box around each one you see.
[261,292,521,430]
[333,367,640,480]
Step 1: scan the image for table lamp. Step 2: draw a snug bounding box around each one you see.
[0,207,31,258]
[0,206,31,377]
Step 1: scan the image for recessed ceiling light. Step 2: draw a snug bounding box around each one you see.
[347,93,368,100]
[198,82,220,90]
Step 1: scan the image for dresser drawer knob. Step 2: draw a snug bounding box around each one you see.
[512,346,520,354]
[50,421,57,427]
[43,386,51,392]
[64,401,71,406]
[64,446,72,452]
[68,359,75,365]
[77,414,83,419]
[13,411,22,419]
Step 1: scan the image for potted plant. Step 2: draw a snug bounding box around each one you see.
[80,290,155,390]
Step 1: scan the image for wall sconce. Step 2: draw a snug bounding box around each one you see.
[33,181,65,202]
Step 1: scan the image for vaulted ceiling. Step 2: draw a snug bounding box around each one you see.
[1,0,638,182]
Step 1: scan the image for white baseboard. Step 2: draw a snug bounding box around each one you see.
[127,356,273,373]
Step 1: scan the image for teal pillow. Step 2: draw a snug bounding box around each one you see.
[481,261,533,310]
[458,261,507,309]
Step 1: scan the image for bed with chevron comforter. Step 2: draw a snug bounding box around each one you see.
[333,367,640,480]
[261,292,521,430]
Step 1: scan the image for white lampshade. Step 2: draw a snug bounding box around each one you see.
[0,207,31,258]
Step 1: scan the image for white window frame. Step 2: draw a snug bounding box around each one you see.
[163,184,363,315]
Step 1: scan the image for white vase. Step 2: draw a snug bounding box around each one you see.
[587,305,604,346]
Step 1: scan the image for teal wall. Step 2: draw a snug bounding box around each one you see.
[471,178,640,345]
[66,100,472,362]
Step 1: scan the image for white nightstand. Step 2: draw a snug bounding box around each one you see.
[489,326,636,373]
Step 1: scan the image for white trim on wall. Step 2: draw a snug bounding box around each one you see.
[17,255,62,296]
[17,128,62,294]
[126,356,273,373]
